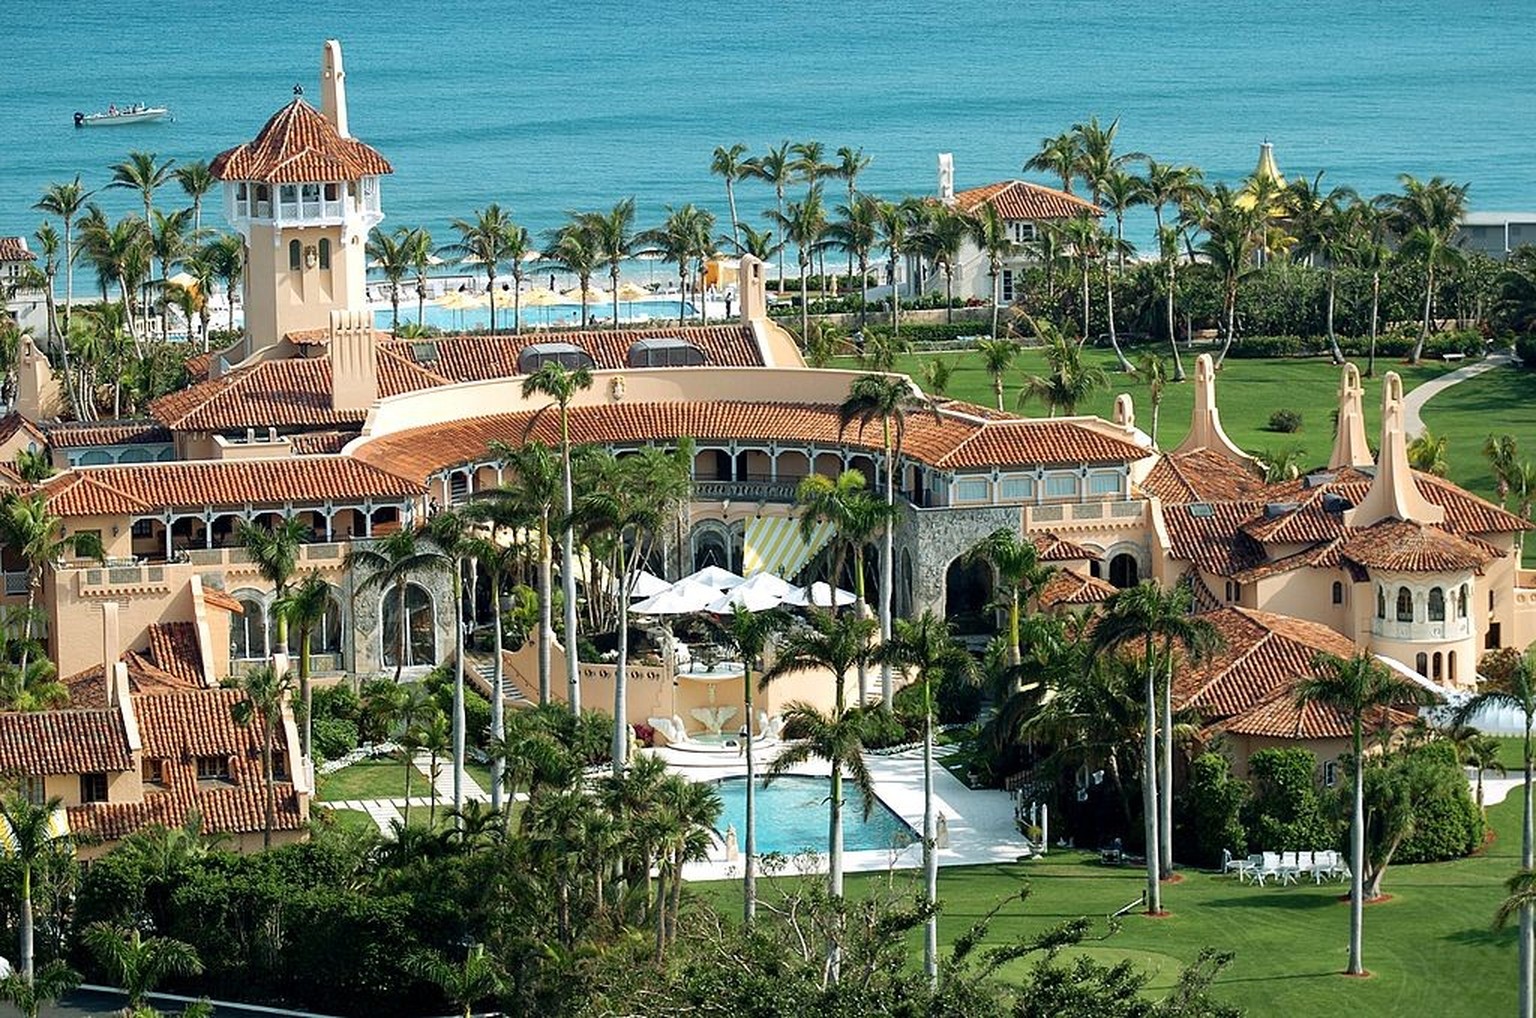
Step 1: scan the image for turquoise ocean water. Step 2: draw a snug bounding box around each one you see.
[2,1,1533,249]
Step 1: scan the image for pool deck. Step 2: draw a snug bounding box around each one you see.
[656,741,1030,881]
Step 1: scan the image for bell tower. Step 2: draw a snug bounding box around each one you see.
[209,40,391,362]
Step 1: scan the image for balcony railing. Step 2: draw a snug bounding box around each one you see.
[694,480,800,503]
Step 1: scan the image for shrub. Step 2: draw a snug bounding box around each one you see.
[1242,748,1337,851]
[1390,741,1485,864]
[854,704,922,749]
[631,722,655,748]
[1267,409,1303,433]
[312,717,360,762]
[1181,752,1250,867]
[422,669,492,749]
[1517,333,1536,368]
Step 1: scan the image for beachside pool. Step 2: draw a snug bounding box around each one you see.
[374,298,696,333]
[712,775,916,856]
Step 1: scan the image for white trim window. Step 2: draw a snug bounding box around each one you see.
[1088,471,1122,496]
[1009,221,1036,244]
[1001,269,1014,304]
[954,477,990,503]
[1044,473,1078,500]
[998,474,1035,501]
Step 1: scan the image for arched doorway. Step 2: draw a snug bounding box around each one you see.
[944,557,995,637]
[1108,553,1139,589]
[382,582,437,668]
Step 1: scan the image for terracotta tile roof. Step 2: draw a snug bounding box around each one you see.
[1245,468,1527,545]
[0,237,35,263]
[1338,519,1501,573]
[42,457,420,517]
[951,180,1102,220]
[209,98,392,184]
[381,324,765,378]
[0,413,47,448]
[0,708,132,775]
[1031,531,1096,562]
[1228,539,1346,584]
[1219,684,1419,741]
[61,657,204,710]
[1173,608,1360,720]
[203,587,246,614]
[183,353,212,383]
[1039,569,1118,606]
[355,402,1147,485]
[146,622,204,685]
[288,430,359,455]
[41,419,169,448]
[70,782,305,842]
[1162,501,1267,576]
[1141,449,1267,504]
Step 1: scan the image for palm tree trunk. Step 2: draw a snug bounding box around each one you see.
[395,583,407,683]
[1106,257,1130,371]
[858,254,869,328]
[776,191,786,289]
[300,631,313,775]
[561,409,581,713]
[611,546,631,776]
[402,758,413,826]
[390,288,399,336]
[726,179,740,243]
[945,268,954,324]
[18,579,37,682]
[828,764,844,980]
[1079,255,1091,345]
[1413,263,1434,363]
[1166,261,1185,380]
[63,223,74,357]
[262,716,275,849]
[1521,719,1533,1018]
[922,681,938,988]
[1143,635,1161,914]
[417,276,426,328]
[653,868,668,963]
[744,664,758,924]
[538,514,553,704]
[990,265,1001,340]
[612,267,621,332]
[20,864,33,980]
[1348,723,1365,974]
[1326,272,1342,364]
[1217,282,1237,368]
[1160,654,1174,874]
[1367,272,1381,378]
[451,566,466,819]
[490,574,505,813]
[880,434,895,711]
[487,270,498,336]
[429,749,439,827]
[799,259,809,342]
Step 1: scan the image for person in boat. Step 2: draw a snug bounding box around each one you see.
[108,104,118,116]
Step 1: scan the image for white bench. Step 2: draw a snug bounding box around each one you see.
[1442,352,1466,362]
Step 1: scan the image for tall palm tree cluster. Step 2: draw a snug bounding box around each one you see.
[1019,118,1472,371]
[21,154,246,421]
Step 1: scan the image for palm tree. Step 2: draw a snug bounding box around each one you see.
[456,505,521,812]
[1448,727,1506,814]
[178,244,217,352]
[769,188,827,341]
[876,199,912,339]
[969,205,1015,340]
[30,224,60,353]
[545,215,602,328]
[276,570,330,770]
[409,944,505,1018]
[385,683,437,826]
[346,527,440,683]
[967,527,1054,667]
[826,194,880,326]
[444,204,516,334]
[173,160,216,239]
[80,215,149,354]
[521,362,594,711]
[876,612,972,987]
[1141,159,1205,234]
[711,143,750,242]
[1407,429,1450,476]
[400,226,436,329]
[1058,213,1102,343]
[1198,185,1262,367]
[0,794,70,980]
[1071,116,1144,204]
[489,440,561,703]
[0,492,103,678]
[791,141,834,281]
[366,227,411,336]
[108,151,175,232]
[418,711,452,827]
[579,199,638,330]
[709,605,788,924]
[231,663,297,848]
[840,374,919,710]
[652,775,723,958]
[920,203,968,323]
[1486,435,1521,508]
[638,204,715,324]
[1286,172,1357,364]
[1136,353,1171,449]
[82,923,202,1010]
[34,177,93,351]
[422,510,479,817]
[975,338,1019,412]
[204,233,244,333]
[1347,197,1394,376]
[1514,461,1536,561]
[1391,175,1471,362]
[1025,131,1080,193]
[0,960,77,1018]
[237,516,307,656]
[1299,651,1433,976]
[746,142,795,288]
[1019,324,1108,416]
[922,357,953,397]
[836,146,872,276]
[1455,650,1536,1014]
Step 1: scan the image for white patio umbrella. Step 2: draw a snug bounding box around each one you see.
[705,572,792,614]
[682,564,746,591]
[622,569,671,599]
[629,578,720,615]
[783,581,857,608]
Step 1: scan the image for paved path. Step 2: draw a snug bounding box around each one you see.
[1402,352,1512,437]
[322,758,492,834]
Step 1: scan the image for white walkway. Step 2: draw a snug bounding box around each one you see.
[667,742,1027,881]
[322,759,491,834]
[1402,351,1512,437]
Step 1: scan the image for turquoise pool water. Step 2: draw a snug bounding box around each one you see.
[713,775,915,856]
[374,299,697,333]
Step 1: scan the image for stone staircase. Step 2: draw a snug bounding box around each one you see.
[465,650,531,708]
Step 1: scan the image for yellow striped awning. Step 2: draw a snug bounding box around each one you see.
[744,516,832,580]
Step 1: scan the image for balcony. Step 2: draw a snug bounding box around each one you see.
[276,198,346,225]
[694,479,801,503]
[1371,616,1473,643]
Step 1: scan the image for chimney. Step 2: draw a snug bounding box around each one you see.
[320,39,349,138]
[1345,371,1445,528]
[101,601,121,706]
[1112,393,1136,434]
[14,336,62,422]
[1328,362,1373,470]
[739,254,767,323]
[937,152,955,205]
[1170,353,1250,463]
[330,310,378,412]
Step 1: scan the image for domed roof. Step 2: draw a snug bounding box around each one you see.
[209,98,391,184]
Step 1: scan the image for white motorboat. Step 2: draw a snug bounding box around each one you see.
[74,104,170,127]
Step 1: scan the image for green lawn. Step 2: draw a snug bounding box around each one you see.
[699,794,1525,1016]
[845,350,1461,479]
[1420,360,1536,507]
[315,758,414,802]
[317,807,379,835]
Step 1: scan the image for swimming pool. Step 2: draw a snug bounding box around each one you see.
[712,775,916,856]
[374,299,697,333]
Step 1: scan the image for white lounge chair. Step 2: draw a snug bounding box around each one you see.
[1223,849,1258,883]
[1254,852,1282,886]
[1277,851,1301,885]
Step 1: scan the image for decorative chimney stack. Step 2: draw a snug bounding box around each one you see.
[14,336,62,421]
[1328,362,1373,470]
[937,153,955,205]
[330,310,378,412]
[739,254,767,323]
[1345,371,1445,528]
[320,39,349,138]
[1170,354,1251,464]
[1112,393,1136,435]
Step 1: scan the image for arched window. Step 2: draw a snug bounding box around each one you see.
[230,595,270,660]
[1376,586,1386,619]
[1449,650,1457,683]
[1332,581,1344,605]
[1459,585,1470,618]
[287,595,343,656]
[1433,652,1443,680]
[1428,587,1446,622]
[1396,587,1414,622]
[1415,652,1428,676]
[1108,553,1139,589]
[288,239,301,271]
[318,238,331,270]
[381,583,435,668]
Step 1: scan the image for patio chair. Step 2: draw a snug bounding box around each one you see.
[1100,837,1124,866]
[1276,851,1301,886]
[1223,849,1258,883]
[1254,852,1282,886]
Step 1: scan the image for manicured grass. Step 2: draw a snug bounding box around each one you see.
[466,761,495,795]
[1420,360,1536,508]
[315,758,414,802]
[698,794,1525,1016]
[840,350,1458,470]
[318,808,379,835]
